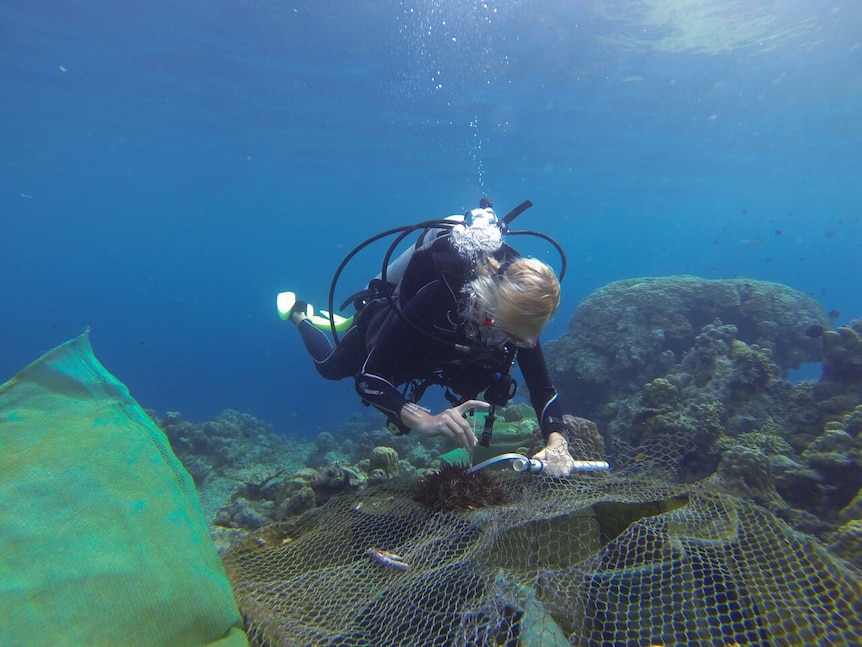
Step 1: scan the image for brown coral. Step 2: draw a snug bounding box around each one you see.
[369,446,399,478]
[563,415,606,461]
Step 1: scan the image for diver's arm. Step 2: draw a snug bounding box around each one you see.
[354,372,486,451]
[517,343,576,477]
[354,371,410,430]
[400,400,487,450]
[516,342,567,440]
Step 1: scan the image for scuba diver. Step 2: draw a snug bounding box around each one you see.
[277,199,578,477]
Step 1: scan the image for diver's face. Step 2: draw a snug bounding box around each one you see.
[480,316,538,348]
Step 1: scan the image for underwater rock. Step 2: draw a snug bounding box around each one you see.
[275,468,318,506]
[209,525,249,556]
[547,276,829,422]
[365,468,390,486]
[231,468,287,503]
[276,485,316,518]
[546,277,862,538]
[150,408,307,522]
[270,468,322,520]
[843,405,862,437]
[774,465,827,511]
[351,426,428,466]
[546,278,850,490]
[716,446,781,507]
[563,414,606,461]
[313,462,366,502]
[809,321,862,421]
[214,497,267,530]
[307,431,343,468]
[181,456,211,487]
[499,402,531,422]
[640,377,680,411]
[820,325,862,381]
[729,338,781,389]
[798,427,862,515]
[157,409,286,467]
[407,443,435,468]
[827,519,862,570]
[369,446,399,478]
[838,488,862,523]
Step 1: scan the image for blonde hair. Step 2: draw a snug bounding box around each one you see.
[468,257,561,342]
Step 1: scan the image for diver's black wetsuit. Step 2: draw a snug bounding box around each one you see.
[296,231,566,439]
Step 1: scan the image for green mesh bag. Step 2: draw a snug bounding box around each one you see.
[0,333,246,646]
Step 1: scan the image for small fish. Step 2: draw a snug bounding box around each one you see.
[365,546,410,571]
[828,309,841,320]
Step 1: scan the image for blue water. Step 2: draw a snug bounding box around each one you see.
[2,1,860,437]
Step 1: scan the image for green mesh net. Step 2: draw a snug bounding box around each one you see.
[0,334,246,646]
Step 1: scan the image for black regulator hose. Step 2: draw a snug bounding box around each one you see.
[326,200,566,345]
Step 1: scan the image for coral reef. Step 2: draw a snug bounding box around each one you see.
[273,467,319,518]
[589,319,789,480]
[153,409,307,520]
[154,278,858,567]
[368,446,399,478]
[809,321,862,420]
[305,431,341,468]
[214,498,268,530]
[213,432,421,532]
[820,323,862,382]
[827,520,862,570]
[563,414,606,461]
[545,275,862,545]
[714,446,781,507]
[547,276,828,420]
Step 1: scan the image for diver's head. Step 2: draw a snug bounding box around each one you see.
[469,257,561,348]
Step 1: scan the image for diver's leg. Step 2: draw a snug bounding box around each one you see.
[296,319,336,363]
[296,321,364,381]
[279,290,366,380]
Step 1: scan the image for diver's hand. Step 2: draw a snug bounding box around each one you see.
[402,400,489,451]
[531,431,576,477]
